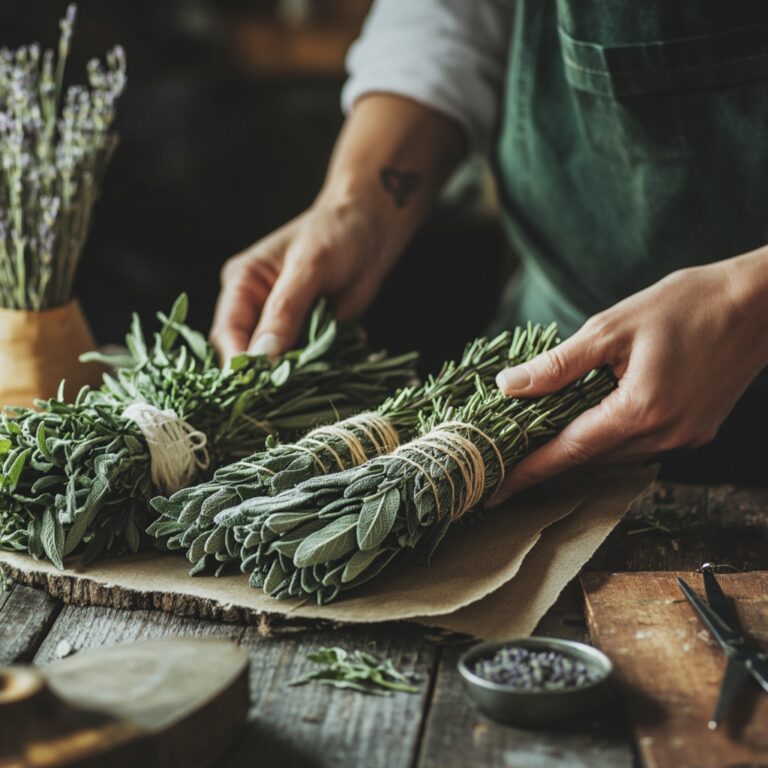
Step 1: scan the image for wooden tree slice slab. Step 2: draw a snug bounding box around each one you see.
[0,638,250,767]
[582,572,768,768]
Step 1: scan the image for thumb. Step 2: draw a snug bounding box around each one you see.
[496,330,605,397]
[249,255,321,358]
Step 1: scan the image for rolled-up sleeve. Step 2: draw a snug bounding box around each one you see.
[342,0,514,155]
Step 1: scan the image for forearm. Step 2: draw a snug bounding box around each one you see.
[724,243,768,364]
[317,93,467,264]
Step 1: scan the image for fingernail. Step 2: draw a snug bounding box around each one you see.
[496,366,531,393]
[250,332,280,358]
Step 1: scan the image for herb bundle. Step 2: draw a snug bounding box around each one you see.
[215,365,615,604]
[148,324,560,575]
[0,5,126,310]
[0,295,416,567]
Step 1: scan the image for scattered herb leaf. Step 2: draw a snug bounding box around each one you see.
[289,647,419,696]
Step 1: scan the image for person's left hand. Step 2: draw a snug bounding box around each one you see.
[488,254,768,507]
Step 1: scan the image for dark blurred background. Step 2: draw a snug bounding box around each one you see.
[1,0,510,373]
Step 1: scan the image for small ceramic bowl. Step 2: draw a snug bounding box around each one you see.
[458,637,613,727]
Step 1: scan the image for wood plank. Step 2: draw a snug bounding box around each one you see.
[416,586,635,768]
[33,603,438,768]
[33,603,245,664]
[583,571,768,768]
[227,623,438,768]
[533,581,593,643]
[590,482,768,573]
[705,485,768,570]
[0,583,61,665]
[589,481,709,572]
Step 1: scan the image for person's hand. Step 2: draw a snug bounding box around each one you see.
[210,198,391,361]
[210,94,468,363]
[489,255,768,506]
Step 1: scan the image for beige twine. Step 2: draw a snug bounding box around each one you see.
[240,412,401,477]
[123,402,210,495]
[391,422,505,522]
[295,412,400,473]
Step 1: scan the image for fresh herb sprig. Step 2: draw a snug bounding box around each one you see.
[148,324,560,576]
[288,647,419,695]
[0,295,416,567]
[215,363,615,604]
[0,5,126,309]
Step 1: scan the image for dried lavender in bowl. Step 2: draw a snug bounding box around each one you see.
[473,646,601,691]
[0,4,126,310]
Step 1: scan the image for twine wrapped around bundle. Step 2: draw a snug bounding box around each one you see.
[269,413,400,475]
[390,422,504,522]
[123,403,210,495]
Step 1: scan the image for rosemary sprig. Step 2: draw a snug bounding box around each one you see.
[0,5,126,309]
[0,295,416,567]
[288,647,419,695]
[214,364,616,604]
[148,324,561,575]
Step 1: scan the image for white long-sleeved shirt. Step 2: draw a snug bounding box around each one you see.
[341,0,516,155]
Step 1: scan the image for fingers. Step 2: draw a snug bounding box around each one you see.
[210,263,273,363]
[334,277,379,322]
[249,252,321,356]
[487,388,628,507]
[496,321,610,397]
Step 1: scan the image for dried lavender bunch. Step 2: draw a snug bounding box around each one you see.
[148,324,560,575]
[0,295,416,567]
[215,364,615,604]
[0,5,126,309]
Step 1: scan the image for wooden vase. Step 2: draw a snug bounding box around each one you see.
[0,300,103,409]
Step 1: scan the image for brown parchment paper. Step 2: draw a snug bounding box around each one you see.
[420,463,658,638]
[0,466,656,637]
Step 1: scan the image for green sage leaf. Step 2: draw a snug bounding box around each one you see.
[293,513,358,568]
[41,509,64,569]
[356,486,400,551]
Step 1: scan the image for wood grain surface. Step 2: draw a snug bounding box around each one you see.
[583,571,768,768]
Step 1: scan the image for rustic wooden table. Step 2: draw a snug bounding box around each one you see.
[2,478,767,768]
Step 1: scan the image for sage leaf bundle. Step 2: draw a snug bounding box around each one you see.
[0,5,126,309]
[215,361,616,604]
[289,647,419,695]
[148,324,560,575]
[0,295,416,567]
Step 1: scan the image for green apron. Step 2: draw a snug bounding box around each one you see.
[493,0,768,339]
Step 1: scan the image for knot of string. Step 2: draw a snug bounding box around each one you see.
[123,402,210,495]
[391,421,505,522]
[291,412,400,473]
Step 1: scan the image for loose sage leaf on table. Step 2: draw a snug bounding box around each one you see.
[288,646,419,696]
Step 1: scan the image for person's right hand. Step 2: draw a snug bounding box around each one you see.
[210,94,468,362]
[210,197,391,362]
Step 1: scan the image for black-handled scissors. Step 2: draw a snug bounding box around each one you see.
[677,563,768,729]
